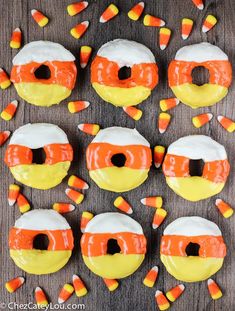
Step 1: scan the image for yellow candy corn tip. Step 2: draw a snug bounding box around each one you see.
[75,288,88,297]
[0,80,11,89]
[114,196,123,206]
[143,279,154,287]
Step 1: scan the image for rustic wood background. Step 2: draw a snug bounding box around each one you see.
[0,0,234,310]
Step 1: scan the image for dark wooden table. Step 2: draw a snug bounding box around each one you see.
[0,0,234,310]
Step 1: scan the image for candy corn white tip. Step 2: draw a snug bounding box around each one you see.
[208,113,213,120]
[152,223,159,229]
[155,290,162,296]
[14,27,21,32]
[100,17,106,23]
[58,298,64,304]
[152,266,159,272]
[68,204,76,211]
[217,116,223,122]
[160,20,166,26]
[11,100,18,107]
[8,199,15,206]
[159,129,165,134]
[198,4,204,10]
[207,278,214,285]
[4,130,11,137]
[78,124,84,130]
[215,198,222,205]
[127,208,133,215]
[140,198,146,205]
[179,284,185,290]
[82,21,89,27]
[35,286,42,292]
[31,9,36,15]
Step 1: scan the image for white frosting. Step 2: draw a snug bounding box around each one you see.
[14,209,71,230]
[9,123,69,149]
[175,42,228,62]
[91,126,150,147]
[13,41,75,65]
[167,135,227,161]
[97,39,156,67]
[84,212,144,234]
[163,216,222,236]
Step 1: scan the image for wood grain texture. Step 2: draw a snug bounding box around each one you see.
[0,0,234,310]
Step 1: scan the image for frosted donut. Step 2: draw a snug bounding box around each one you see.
[162,135,230,201]
[81,212,147,279]
[11,41,77,107]
[9,209,74,275]
[4,123,73,190]
[91,39,158,107]
[160,216,226,282]
[168,42,232,108]
[86,127,152,192]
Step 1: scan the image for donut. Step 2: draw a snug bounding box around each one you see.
[4,123,73,190]
[81,212,147,279]
[91,39,158,107]
[9,209,74,275]
[162,135,230,201]
[160,216,226,282]
[11,41,77,107]
[86,126,152,192]
[168,42,232,108]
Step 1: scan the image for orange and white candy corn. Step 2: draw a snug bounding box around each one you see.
[68,175,89,190]
[0,130,11,146]
[143,14,165,27]
[35,287,49,307]
[192,113,213,128]
[31,9,49,27]
[192,0,204,10]
[67,1,89,16]
[65,188,84,205]
[1,100,18,121]
[114,196,133,214]
[0,68,11,89]
[217,115,235,133]
[58,283,74,304]
[166,284,185,302]
[10,28,22,49]
[143,266,159,287]
[53,203,75,214]
[155,290,170,311]
[73,275,88,297]
[68,101,90,113]
[100,4,119,23]
[158,112,171,134]
[8,184,20,206]
[5,277,25,293]
[215,199,234,218]
[78,123,100,135]
[154,146,166,168]
[17,193,31,213]
[181,18,194,40]
[70,21,89,39]
[160,98,179,112]
[123,106,143,121]
[141,196,163,209]
[80,46,92,68]
[159,28,171,50]
[152,208,167,229]
[202,15,217,33]
[207,279,223,300]
[128,2,145,21]
[80,211,94,233]
[103,278,119,292]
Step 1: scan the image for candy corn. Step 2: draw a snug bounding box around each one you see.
[35,287,49,307]
[67,1,89,16]
[207,279,223,300]
[154,146,165,168]
[158,112,171,134]
[152,208,167,229]
[10,28,22,49]
[192,113,213,128]
[143,14,165,27]
[58,283,74,304]
[31,9,49,27]
[0,68,11,89]
[160,98,179,111]
[202,15,217,33]
[78,123,100,135]
[70,21,89,39]
[103,278,119,291]
[123,106,143,121]
[8,184,20,206]
[17,193,31,213]
[5,277,25,293]
[114,196,133,214]
[65,188,84,205]
[166,284,185,302]
[1,100,18,121]
[80,46,92,68]
[99,4,119,23]
[80,211,94,233]
[68,175,89,190]
[143,266,159,287]
[155,290,170,310]
[128,2,145,21]
[159,28,171,50]
[181,18,194,40]
[68,101,90,113]
[217,115,235,133]
[191,0,204,10]
[0,130,11,146]
[73,275,88,297]
[215,199,234,218]
[53,203,75,214]
[141,196,163,209]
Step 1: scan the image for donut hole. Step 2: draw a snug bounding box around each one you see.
[111,153,127,167]
[118,66,131,80]
[185,242,200,256]
[192,66,210,86]
[107,239,121,255]
[34,64,51,80]
[33,234,50,250]
[189,159,205,177]
[32,148,46,164]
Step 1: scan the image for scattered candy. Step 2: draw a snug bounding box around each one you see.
[67,1,89,16]
[181,18,194,40]
[53,203,75,214]
[154,146,166,168]
[10,28,22,49]
[100,4,119,23]
[80,211,94,233]
[158,112,171,134]
[143,14,165,27]
[68,100,90,114]
[0,130,11,146]
[31,9,49,27]
[192,113,213,128]
[215,199,234,218]
[5,277,25,293]
[8,184,20,206]
[159,28,171,50]
[202,15,217,33]
[70,21,89,39]
[160,98,179,112]
[123,106,143,121]
[191,0,204,10]
[217,115,235,133]
[207,279,223,300]
[80,46,92,68]
[17,193,31,213]
[128,2,145,21]
[141,196,163,208]
[65,188,84,205]
[143,266,159,288]
[155,290,170,311]
[166,284,185,302]
[103,278,119,291]
[1,100,18,121]
[78,123,100,135]
[68,175,89,190]
[0,68,11,89]
[114,196,133,214]
[35,287,49,307]
[58,283,74,304]
[73,275,88,297]
[152,208,167,229]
